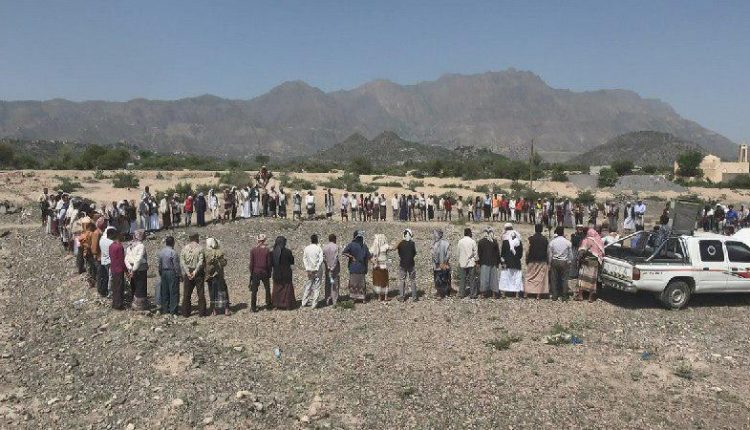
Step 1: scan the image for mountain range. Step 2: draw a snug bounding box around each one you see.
[0,69,737,161]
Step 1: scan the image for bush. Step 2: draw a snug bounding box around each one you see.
[320,172,377,193]
[280,172,316,190]
[407,180,424,191]
[610,160,634,176]
[55,176,83,194]
[372,181,402,188]
[597,168,619,188]
[219,169,252,186]
[550,167,568,182]
[349,157,374,175]
[641,165,658,174]
[575,190,596,206]
[93,169,107,180]
[111,172,140,189]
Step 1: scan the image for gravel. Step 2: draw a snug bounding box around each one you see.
[2,216,750,428]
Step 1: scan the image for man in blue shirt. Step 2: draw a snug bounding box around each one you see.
[342,230,371,302]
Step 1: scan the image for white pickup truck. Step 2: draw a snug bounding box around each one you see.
[600,231,750,309]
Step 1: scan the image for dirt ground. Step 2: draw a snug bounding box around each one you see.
[2,206,750,428]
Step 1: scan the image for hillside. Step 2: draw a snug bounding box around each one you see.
[0,70,737,160]
[577,131,707,167]
[317,131,455,166]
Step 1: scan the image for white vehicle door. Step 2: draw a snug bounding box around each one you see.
[695,239,729,292]
[725,241,750,291]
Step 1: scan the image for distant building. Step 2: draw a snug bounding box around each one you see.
[674,144,749,183]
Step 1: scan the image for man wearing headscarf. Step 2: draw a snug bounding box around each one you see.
[431,229,452,298]
[575,227,605,302]
[157,236,181,315]
[458,228,479,299]
[180,233,206,317]
[343,230,372,302]
[195,192,207,227]
[249,234,273,312]
[78,219,97,289]
[302,234,325,308]
[125,229,149,310]
[477,226,501,298]
[159,194,172,230]
[395,229,418,301]
[205,237,230,315]
[208,189,219,224]
[271,236,296,309]
[323,234,341,305]
[499,223,523,298]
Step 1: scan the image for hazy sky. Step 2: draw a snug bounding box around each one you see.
[1,1,748,142]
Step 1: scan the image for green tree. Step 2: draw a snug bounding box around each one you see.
[0,143,15,167]
[597,167,619,188]
[676,151,704,178]
[349,157,373,175]
[254,154,270,165]
[610,160,634,176]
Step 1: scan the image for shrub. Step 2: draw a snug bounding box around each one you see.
[597,168,619,188]
[349,157,374,175]
[111,172,140,189]
[641,165,658,174]
[575,190,596,206]
[610,160,634,176]
[372,181,402,188]
[550,167,568,182]
[219,169,252,186]
[485,334,522,351]
[320,172,377,193]
[407,180,424,191]
[55,176,83,193]
[93,169,107,180]
[280,172,316,190]
[155,172,165,180]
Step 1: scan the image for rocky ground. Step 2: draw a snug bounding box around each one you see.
[2,215,750,429]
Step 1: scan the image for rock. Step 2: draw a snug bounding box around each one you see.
[171,398,184,407]
[202,416,214,425]
[235,390,255,400]
[126,424,135,430]
[252,402,264,412]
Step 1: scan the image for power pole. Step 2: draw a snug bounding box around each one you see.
[529,137,535,190]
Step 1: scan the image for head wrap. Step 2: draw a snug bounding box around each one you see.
[432,229,444,244]
[501,226,521,255]
[95,217,106,231]
[403,228,413,241]
[133,229,146,242]
[371,234,389,256]
[206,237,219,250]
[257,234,267,243]
[272,236,287,267]
[484,226,495,240]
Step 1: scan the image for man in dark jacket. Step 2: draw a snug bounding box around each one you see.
[249,234,273,312]
[195,193,207,227]
[477,227,501,298]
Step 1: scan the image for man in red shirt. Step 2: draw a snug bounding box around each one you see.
[108,231,126,310]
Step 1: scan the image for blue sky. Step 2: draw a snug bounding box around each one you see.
[1,1,748,142]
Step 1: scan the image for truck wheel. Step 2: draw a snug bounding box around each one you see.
[660,280,691,309]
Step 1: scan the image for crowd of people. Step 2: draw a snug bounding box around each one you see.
[37,175,674,315]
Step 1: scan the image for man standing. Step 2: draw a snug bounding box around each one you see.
[39,187,49,227]
[396,228,418,301]
[98,226,115,297]
[249,234,273,312]
[180,233,206,317]
[302,234,324,308]
[391,194,399,220]
[477,227,501,298]
[325,189,334,219]
[634,199,646,228]
[157,236,181,314]
[548,226,573,300]
[431,229,452,298]
[457,228,478,299]
[323,234,341,306]
[108,232,126,310]
[340,192,350,222]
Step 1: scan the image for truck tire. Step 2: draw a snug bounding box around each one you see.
[660,280,691,309]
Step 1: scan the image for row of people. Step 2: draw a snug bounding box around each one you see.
[69,213,614,317]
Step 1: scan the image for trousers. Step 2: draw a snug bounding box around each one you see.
[181,274,206,317]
